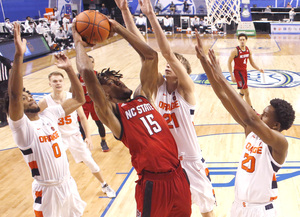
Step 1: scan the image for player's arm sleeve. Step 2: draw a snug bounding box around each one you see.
[8,114,35,149]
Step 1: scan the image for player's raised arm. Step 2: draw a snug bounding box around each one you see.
[139,0,195,101]
[195,31,244,127]
[53,53,85,116]
[109,19,158,101]
[72,22,122,138]
[228,48,237,82]
[115,0,146,42]
[8,23,27,121]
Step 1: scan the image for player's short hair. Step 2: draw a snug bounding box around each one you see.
[1,88,32,114]
[238,33,248,40]
[270,98,295,131]
[174,52,192,74]
[48,71,64,80]
[97,68,123,85]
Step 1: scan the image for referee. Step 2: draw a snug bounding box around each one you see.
[0,55,11,127]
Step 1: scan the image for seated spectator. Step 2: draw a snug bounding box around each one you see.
[199,18,208,34]
[62,14,70,31]
[55,26,71,50]
[100,3,109,15]
[265,5,271,13]
[183,0,189,14]
[286,2,292,8]
[50,18,60,35]
[170,1,176,14]
[3,18,14,34]
[36,20,50,35]
[163,15,173,32]
[155,0,162,14]
[191,16,200,31]
[135,13,146,32]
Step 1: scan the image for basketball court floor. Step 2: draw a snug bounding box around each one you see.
[0,33,299,217]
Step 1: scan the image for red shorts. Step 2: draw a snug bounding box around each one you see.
[234,69,248,89]
[135,165,191,217]
[82,101,99,121]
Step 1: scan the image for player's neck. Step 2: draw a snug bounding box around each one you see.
[166,79,178,93]
[240,45,246,51]
[51,91,65,102]
[26,113,39,121]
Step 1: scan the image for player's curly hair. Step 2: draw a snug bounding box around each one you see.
[96,68,123,85]
[174,52,192,74]
[270,98,295,131]
[1,88,32,114]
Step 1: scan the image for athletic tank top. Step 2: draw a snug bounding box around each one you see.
[234,46,250,71]
[235,132,283,203]
[78,70,97,103]
[155,80,202,158]
[44,92,79,137]
[117,96,179,174]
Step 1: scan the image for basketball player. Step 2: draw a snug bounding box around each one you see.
[6,23,86,216]
[195,31,295,217]
[73,19,192,216]
[129,0,216,216]
[77,55,110,152]
[38,62,115,198]
[228,33,264,108]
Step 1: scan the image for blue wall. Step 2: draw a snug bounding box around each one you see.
[249,0,297,8]
[0,0,49,22]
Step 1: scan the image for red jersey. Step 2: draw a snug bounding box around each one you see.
[234,46,250,71]
[117,96,179,174]
[78,70,97,103]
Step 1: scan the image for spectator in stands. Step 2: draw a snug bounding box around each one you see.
[155,0,162,14]
[170,1,176,14]
[100,3,109,15]
[135,13,147,32]
[199,18,208,34]
[52,7,61,21]
[4,18,13,34]
[36,20,50,35]
[286,2,292,8]
[62,14,70,31]
[24,16,32,33]
[183,0,189,14]
[163,15,173,32]
[55,26,70,50]
[289,8,296,22]
[51,18,60,35]
[264,5,271,13]
[191,15,200,31]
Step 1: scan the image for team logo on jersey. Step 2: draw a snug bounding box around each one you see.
[191,70,300,88]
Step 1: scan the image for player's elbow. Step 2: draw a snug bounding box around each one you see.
[243,114,258,127]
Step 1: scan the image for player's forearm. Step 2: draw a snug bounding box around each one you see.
[228,61,233,75]
[80,117,91,138]
[9,54,24,99]
[66,67,85,105]
[121,9,145,42]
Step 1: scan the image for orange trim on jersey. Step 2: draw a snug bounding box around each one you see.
[35,190,42,198]
[34,210,44,217]
[272,173,277,181]
[28,161,38,169]
[270,196,278,201]
[205,168,209,176]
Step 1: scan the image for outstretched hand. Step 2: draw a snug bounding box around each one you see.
[194,30,207,61]
[207,49,223,77]
[115,0,128,10]
[139,0,154,16]
[54,52,72,70]
[13,22,27,56]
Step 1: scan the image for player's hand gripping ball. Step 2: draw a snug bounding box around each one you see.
[75,10,110,45]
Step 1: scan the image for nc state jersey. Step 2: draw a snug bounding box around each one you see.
[234,46,250,71]
[9,106,70,181]
[44,92,79,137]
[235,132,283,203]
[117,96,179,174]
[155,80,202,158]
[78,71,97,103]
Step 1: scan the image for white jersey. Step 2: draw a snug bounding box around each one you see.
[8,106,70,182]
[44,92,79,137]
[155,80,202,158]
[235,132,284,203]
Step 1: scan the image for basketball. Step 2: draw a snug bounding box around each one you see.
[75,10,110,45]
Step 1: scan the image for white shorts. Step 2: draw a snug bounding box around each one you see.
[180,157,216,213]
[231,200,277,217]
[32,176,86,217]
[62,133,92,164]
